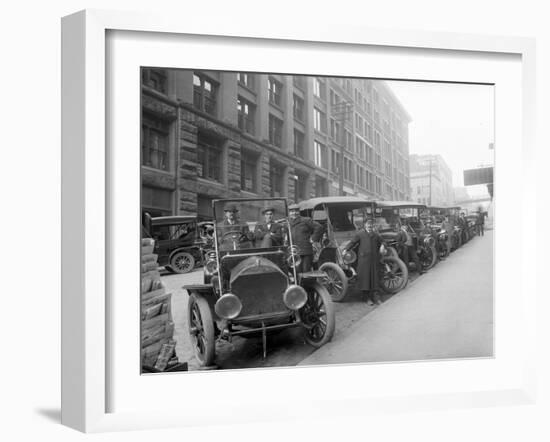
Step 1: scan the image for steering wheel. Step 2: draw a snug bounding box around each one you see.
[220,231,248,245]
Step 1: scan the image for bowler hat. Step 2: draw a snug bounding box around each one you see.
[223,203,239,213]
[261,206,275,214]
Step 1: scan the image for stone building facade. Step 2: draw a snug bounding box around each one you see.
[409,154,454,206]
[141,69,411,217]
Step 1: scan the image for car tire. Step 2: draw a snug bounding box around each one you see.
[421,245,437,270]
[170,251,195,274]
[300,283,335,347]
[379,256,408,294]
[319,262,349,302]
[187,293,215,367]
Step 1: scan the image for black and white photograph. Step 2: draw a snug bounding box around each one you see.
[139,68,494,373]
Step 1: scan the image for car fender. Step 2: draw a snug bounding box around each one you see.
[168,246,202,263]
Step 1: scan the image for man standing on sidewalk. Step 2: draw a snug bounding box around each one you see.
[344,218,385,305]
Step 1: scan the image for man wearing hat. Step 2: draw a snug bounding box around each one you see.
[288,203,323,273]
[254,206,284,247]
[218,203,253,250]
[343,218,386,305]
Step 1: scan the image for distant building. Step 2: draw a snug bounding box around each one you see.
[453,187,471,203]
[409,154,454,206]
[141,69,412,217]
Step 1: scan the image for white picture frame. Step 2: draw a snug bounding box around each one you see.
[61,9,537,433]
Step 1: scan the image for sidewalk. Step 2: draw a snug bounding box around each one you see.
[300,231,494,366]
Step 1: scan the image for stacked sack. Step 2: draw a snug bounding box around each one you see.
[141,238,178,372]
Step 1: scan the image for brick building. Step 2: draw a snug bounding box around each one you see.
[141,69,412,217]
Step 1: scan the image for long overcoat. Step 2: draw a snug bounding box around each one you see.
[346,229,383,291]
[289,216,323,256]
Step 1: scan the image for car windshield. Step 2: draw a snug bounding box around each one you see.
[213,199,289,252]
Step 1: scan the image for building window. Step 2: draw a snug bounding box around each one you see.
[385,161,392,177]
[293,76,306,90]
[237,97,255,134]
[141,114,170,171]
[197,132,223,182]
[366,123,372,143]
[314,140,328,169]
[237,72,254,90]
[330,119,341,142]
[315,176,328,197]
[313,78,326,100]
[141,68,167,94]
[268,115,283,148]
[345,130,353,151]
[293,94,304,122]
[142,186,173,217]
[294,129,305,159]
[193,73,217,115]
[374,131,381,151]
[375,153,381,171]
[241,151,258,193]
[270,162,285,197]
[268,77,283,107]
[376,177,382,194]
[331,149,341,173]
[294,173,308,202]
[367,146,374,165]
[314,107,327,133]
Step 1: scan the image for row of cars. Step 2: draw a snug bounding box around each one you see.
[142,197,477,367]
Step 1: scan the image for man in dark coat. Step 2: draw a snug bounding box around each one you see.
[288,203,323,273]
[254,206,284,247]
[343,218,385,305]
[217,203,253,250]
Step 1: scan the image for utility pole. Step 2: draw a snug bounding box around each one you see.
[331,101,353,196]
[428,157,432,206]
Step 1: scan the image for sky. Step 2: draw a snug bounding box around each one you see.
[386,80,494,198]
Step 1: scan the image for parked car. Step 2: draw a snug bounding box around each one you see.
[375,201,438,271]
[142,214,213,274]
[183,198,335,367]
[298,196,409,302]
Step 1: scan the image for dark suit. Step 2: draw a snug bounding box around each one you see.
[254,221,284,247]
[345,229,383,291]
[289,215,323,272]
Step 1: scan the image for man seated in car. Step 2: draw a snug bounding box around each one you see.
[254,206,284,247]
[217,203,254,250]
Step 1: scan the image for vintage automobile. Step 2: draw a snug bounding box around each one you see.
[183,198,335,367]
[375,201,438,271]
[423,206,453,259]
[298,196,409,302]
[142,213,213,274]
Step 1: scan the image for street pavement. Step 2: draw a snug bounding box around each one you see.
[299,230,494,366]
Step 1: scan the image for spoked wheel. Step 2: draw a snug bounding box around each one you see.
[438,242,450,260]
[187,293,215,367]
[299,283,335,347]
[170,251,195,274]
[319,262,349,302]
[420,245,437,270]
[379,256,409,294]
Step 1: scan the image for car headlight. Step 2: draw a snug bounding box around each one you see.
[283,284,307,310]
[205,257,218,274]
[214,293,242,319]
[342,249,357,265]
